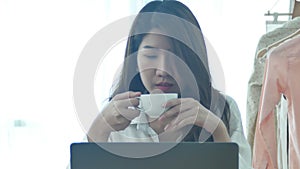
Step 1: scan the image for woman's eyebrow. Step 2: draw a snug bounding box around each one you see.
[142,45,172,51]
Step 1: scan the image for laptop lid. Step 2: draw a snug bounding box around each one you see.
[70,142,238,169]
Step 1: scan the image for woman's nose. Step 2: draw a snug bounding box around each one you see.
[155,55,170,77]
[155,69,169,77]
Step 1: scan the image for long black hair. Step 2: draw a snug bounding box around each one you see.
[110,1,230,142]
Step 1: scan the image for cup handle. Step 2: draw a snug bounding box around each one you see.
[128,97,144,112]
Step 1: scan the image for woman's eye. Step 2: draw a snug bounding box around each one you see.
[144,55,157,59]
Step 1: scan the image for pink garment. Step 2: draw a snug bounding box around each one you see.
[253,35,300,169]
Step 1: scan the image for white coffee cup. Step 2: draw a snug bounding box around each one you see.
[138,93,178,118]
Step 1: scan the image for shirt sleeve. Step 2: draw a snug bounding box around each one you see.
[226,95,253,169]
[252,52,287,169]
[246,56,266,149]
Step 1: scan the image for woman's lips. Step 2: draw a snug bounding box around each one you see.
[155,82,173,92]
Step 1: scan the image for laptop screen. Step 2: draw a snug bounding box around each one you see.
[70,142,238,169]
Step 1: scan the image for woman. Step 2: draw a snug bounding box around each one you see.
[88,1,251,168]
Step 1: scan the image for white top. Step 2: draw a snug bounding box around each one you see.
[68,95,252,169]
[107,95,252,169]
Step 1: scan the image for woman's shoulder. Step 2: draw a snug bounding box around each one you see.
[223,94,238,106]
[218,93,240,113]
[221,94,242,118]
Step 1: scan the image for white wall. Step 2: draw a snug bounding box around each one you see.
[0,0,291,168]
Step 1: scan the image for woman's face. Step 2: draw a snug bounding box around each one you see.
[137,33,180,94]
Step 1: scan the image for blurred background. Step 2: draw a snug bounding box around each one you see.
[0,0,294,168]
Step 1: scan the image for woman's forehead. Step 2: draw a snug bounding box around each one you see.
[139,33,173,51]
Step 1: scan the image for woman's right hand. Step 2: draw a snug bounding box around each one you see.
[87,91,141,142]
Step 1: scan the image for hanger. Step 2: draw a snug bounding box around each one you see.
[292,0,300,19]
[257,1,300,58]
[256,1,300,58]
[265,11,292,24]
[257,28,300,58]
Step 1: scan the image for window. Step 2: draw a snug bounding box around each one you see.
[0,0,292,168]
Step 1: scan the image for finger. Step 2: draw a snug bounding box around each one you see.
[113,91,141,101]
[165,115,196,131]
[114,98,140,109]
[119,108,141,120]
[164,107,199,130]
[112,99,141,120]
[173,117,195,131]
[162,98,183,108]
[160,99,196,120]
[162,98,194,108]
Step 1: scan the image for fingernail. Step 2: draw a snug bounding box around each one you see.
[164,124,170,131]
[159,116,164,121]
[171,125,177,130]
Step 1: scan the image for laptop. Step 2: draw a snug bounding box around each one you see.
[70,142,238,169]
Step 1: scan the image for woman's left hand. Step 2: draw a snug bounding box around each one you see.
[160,98,210,130]
[159,98,230,141]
